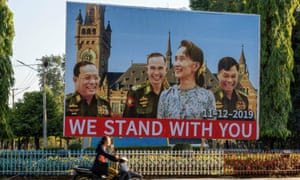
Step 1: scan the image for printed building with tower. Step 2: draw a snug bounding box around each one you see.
[73,4,257,147]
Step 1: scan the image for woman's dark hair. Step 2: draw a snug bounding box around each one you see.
[179,40,205,87]
[96,136,109,152]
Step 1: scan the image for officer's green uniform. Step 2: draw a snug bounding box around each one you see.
[65,92,111,117]
[214,88,249,114]
[123,81,169,118]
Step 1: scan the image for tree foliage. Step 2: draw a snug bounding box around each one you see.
[0,0,14,138]
[190,0,246,12]
[288,9,300,148]
[257,1,298,139]
[190,0,299,140]
[37,55,65,108]
[12,90,62,149]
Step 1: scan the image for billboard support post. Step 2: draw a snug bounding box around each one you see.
[42,59,48,148]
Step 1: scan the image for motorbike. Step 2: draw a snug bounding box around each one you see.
[72,157,142,180]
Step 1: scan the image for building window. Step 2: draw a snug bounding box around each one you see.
[86,41,90,44]
[91,41,95,44]
[112,102,119,113]
[93,28,96,34]
[120,104,125,113]
[81,28,86,34]
[87,28,91,34]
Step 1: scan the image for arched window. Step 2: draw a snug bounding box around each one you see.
[87,28,91,34]
[81,28,86,34]
[93,28,96,34]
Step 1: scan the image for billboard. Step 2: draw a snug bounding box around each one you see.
[64,2,260,140]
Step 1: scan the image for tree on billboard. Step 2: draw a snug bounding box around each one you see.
[12,91,61,149]
[191,0,299,147]
[0,0,14,138]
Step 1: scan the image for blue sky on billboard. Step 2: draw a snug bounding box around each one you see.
[7,0,189,106]
[65,2,259,94]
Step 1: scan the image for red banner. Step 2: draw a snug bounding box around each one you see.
[64,116,257,140]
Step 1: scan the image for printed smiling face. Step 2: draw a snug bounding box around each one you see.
[74,64,99,99]
[174,46,199,80]
[217,65,238,94]
[146,55,167,87]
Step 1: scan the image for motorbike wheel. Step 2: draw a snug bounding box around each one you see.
[130,178,142,180]
[72,174,94,180]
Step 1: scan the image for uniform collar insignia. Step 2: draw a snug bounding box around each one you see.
[236,100,246,110]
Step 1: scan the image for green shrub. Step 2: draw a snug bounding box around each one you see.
[44,146,64,150]
[173,143,192,151]
[68,143,82,150]
[85,147,96,151]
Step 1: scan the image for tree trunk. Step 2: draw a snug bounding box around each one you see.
[59,137,62,148]
[17,138,21,149]
[5,140,9,149]
[25,137,29,150]
[11,139,14,149]
[66,138,70,148]
[35,137,40,150]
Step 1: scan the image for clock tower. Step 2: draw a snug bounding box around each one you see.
[75,4,112,80]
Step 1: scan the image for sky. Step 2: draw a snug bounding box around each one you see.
[7,0,190,106]
[65,2,260,94]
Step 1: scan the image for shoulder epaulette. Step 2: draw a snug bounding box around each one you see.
[213,87,223,99]
[66,93,74,99]
[95,95,108,102]
[132,82,147,91]
[235,89,244,101]
[66,93,81,103]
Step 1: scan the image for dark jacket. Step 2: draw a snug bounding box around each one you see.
[123,81,169,118]
[65,92,111,117]
[91,145,118,177]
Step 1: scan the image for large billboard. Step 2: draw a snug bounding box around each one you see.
[64,2,260,140]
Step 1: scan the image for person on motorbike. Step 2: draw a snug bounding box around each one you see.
[91,136,119,178]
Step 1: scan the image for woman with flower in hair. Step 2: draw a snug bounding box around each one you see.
[157,40,216,119]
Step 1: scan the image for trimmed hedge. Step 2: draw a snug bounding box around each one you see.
[173,143,192,151]
[68,143,81,150]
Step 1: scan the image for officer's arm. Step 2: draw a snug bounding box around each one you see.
[98,146,118,162]
[123,90,136,117]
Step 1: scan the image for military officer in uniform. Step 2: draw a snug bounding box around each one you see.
[65,61,111,117]
[123,52,169,118]
[214,56,249,118]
